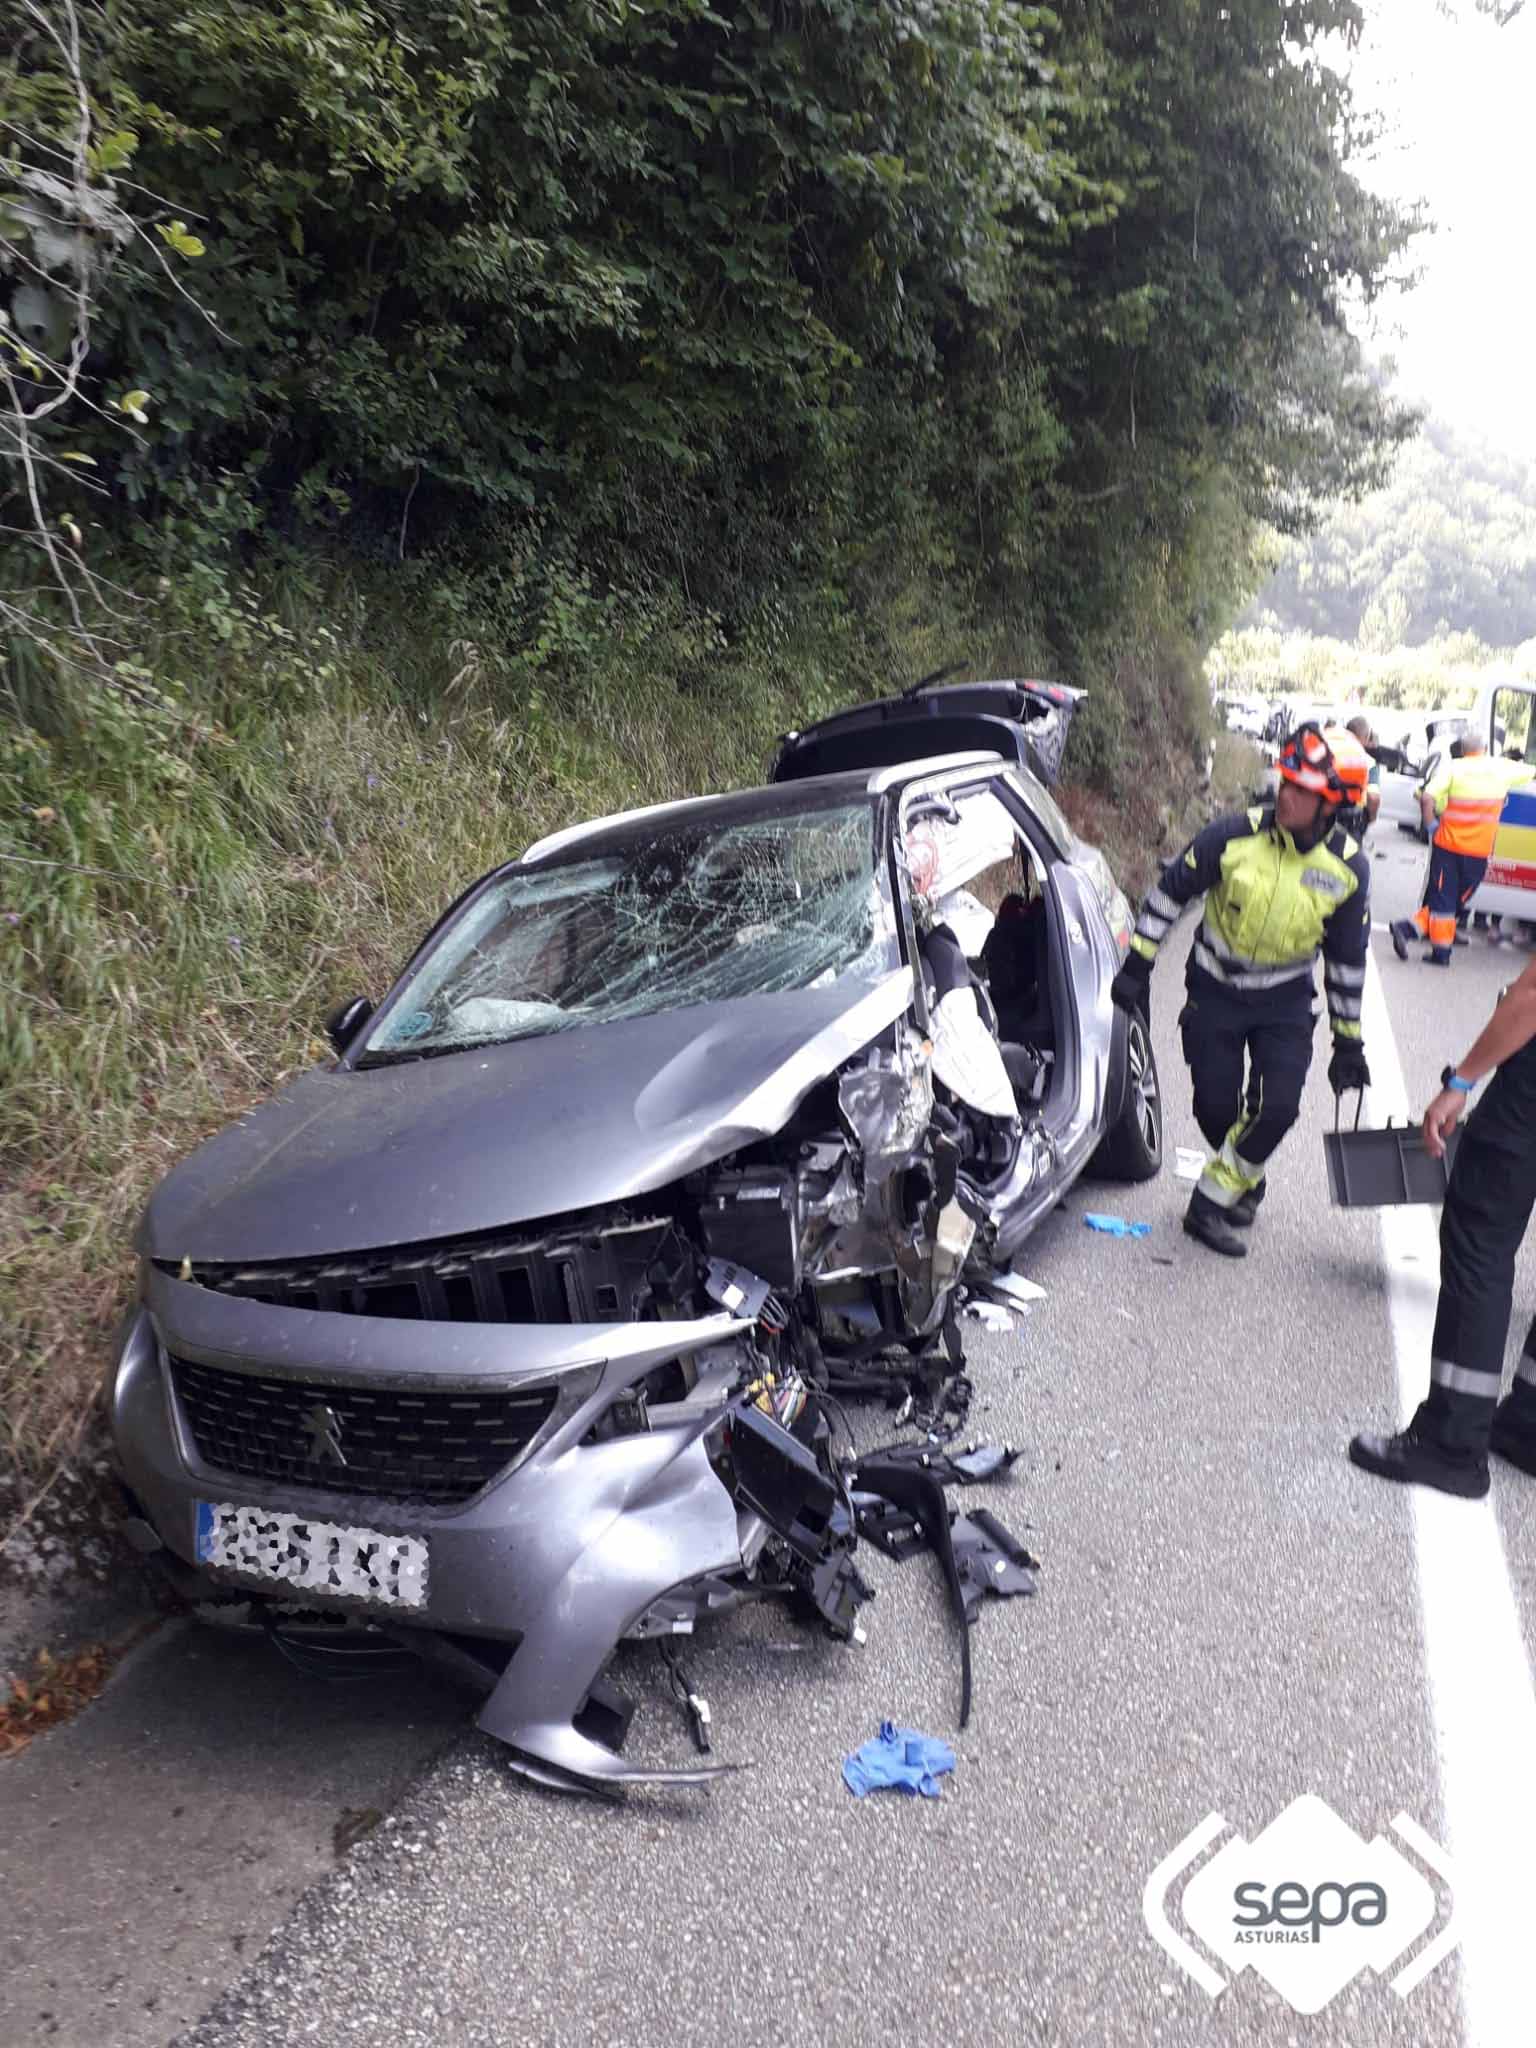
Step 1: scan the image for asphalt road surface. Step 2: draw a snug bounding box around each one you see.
[9,769,1536,2048]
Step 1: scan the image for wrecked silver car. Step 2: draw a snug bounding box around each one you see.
[107,682,1161,1791]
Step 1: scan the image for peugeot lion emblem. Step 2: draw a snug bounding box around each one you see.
[300,1401,347,1466]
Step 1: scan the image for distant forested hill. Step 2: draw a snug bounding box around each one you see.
[1243,417,1536,648]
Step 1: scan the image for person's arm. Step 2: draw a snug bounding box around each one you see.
[1423,959,1536,1156]
[1111,811,1257,1012]
[1365,786,1381,826]
[1419,761,1452,831]
[1126,812,1254,968]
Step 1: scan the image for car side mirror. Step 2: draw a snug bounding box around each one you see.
[325,995,374,1056]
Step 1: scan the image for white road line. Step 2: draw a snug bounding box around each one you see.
[1363,953,1536,2047]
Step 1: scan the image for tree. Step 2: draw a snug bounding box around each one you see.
[3,0,1424,740]
[1,0,207,694]
[1244,415,1536,646]
[1358,587,1411,652]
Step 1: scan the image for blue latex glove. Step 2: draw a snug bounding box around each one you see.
[1082,1212,1151,1238]
[842,1720,957,1799]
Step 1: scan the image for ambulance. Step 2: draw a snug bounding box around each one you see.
[1468,678,1536,922]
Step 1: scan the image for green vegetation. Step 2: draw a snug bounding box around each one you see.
[1246,417,1536,650]
[5,0,1414,664]
[1211,414,1536,708]
[1206,623,1506,713]
[2,1,1417,1496]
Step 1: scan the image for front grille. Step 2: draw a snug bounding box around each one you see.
[171,1356,557,1506]
[162,1214,675,1327]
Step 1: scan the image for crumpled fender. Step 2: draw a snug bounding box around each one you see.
[474,1418,746,1785]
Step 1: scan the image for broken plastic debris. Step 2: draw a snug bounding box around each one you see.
[1174,1147,1205,1183]
[947,1443,1019,1484]
[851,1441,1017,1499]
[1082,1213,1151,1238]
[842,1721,956,1799]
[965,1301,1015,1333]
[951,1509,1040,1616]
[977,1272,1046,1309]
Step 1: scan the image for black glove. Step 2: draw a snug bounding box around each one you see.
[1110,950,1153,1015]
[1328,1040,1371,1095]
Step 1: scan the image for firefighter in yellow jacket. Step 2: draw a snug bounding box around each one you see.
[1391,735,1536,966]
[1111,726,1373,1259]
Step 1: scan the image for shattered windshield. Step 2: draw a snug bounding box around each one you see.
[360,799,896,1060]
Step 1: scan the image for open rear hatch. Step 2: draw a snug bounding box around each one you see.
[770,679,1085,789]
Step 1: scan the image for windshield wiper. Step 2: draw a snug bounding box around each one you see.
[357,1035,509,1069]
[356,1028,569,1070]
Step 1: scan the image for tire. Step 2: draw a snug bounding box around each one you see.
[1092,1005,1163,1182]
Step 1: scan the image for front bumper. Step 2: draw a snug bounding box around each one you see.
[111,1265,756,1786]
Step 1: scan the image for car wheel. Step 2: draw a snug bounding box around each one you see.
[1092,1007,1163,1182]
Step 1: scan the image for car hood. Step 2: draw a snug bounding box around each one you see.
[140,970,913,1264]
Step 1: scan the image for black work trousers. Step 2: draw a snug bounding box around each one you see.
[1179,970,1314,1201]
[1421,1049,1536,1453]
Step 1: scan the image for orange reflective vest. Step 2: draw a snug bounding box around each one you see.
[1427,752,1536,858]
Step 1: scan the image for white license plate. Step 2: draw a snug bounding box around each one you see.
[195,1501,429,1609]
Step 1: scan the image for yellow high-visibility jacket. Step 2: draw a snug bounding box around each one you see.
[1131,805,1370,1040]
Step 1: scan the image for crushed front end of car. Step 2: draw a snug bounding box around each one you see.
[108,1012,1006,1793]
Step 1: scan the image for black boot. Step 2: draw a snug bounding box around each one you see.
[1229,1178,1267,1230]
[1490,1401,1536,1479]
[1390,918,1416,960]
[1183,1187,1248,1259]
[1348,1415,1490,1498]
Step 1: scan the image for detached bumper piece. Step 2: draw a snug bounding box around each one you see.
[848,1444,1037,1729]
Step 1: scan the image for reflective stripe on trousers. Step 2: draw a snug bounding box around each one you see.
[1417,1070,1536,1453]
[1413,849,1487,953]
[1179,979,1313,1210]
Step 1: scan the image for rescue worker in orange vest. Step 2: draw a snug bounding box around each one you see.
[1390,734,1535,966]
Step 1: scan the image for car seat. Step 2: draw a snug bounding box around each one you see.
[981,893,1051,1046]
